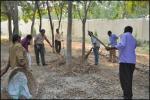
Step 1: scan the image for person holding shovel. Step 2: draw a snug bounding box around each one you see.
[105,26,137,99]
[88,31,100,65]
[34,29,52,66]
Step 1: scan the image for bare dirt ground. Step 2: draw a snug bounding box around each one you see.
[1,41,149,99]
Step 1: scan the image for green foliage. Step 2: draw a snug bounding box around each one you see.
[1,15,8,21]
[21,2,33,22]
[1,1,149,21]
[20,1,48,23]
[94,31,98,36]
[87,1,149,19]
[1,1,8,21]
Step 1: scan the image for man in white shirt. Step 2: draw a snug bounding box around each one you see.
[55,28,62,53]
[34,29,52,66]
[88,31,100,65]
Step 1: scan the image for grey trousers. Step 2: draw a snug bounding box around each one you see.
[34,44,45,65]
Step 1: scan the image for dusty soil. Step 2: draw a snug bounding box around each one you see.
[1,41,149,99]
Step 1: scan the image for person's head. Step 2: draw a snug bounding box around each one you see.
[26,35,32,41]
[124,26,133,34]
[40,29,45,36]
[88,31,93,37]
[107,31,112,36]
[12,34,21,44]
[56,28,59,33]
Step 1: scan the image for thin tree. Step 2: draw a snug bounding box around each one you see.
[36,1,42,32]
[53,1,65,30]
[31,1,37,36]
[66,1,72,66]
[76,1,92,62]
[12,1,19,34]
[46,0,55,52]
[2,1,14,41]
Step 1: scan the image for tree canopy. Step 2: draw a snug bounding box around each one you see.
[1,1,149,22]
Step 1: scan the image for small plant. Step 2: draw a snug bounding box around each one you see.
[94,31,98,36]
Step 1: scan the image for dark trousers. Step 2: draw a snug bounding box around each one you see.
[34,44,46,65]
[119,63,135,99]
[93,47,100,65]
[55,40,61,53]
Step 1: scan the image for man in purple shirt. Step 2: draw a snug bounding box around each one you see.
[21,35,33,67]
[21,35,32,52]
[107,31,118,63]
[106,26,136,99]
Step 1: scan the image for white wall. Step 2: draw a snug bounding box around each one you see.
[1,18,149,41]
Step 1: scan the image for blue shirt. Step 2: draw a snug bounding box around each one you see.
[91,36,100,48]
[115,32,137,64]
[109,34,118,47]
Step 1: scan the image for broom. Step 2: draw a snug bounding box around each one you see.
[84,47,93,60]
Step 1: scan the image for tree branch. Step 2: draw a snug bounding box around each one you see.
[76,4,83,22]
[53,1,59,20]
[58,1,65,29]
[86,1,92,14]
[59,2,65,21]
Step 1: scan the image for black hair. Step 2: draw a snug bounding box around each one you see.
[107,31,112,36]
[12,34,21,44]
[88,31,93,37]
[26,35,32,40]
[40,29,45,33]
[124,26,133,33]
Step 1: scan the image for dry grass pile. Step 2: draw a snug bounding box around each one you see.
[47,56,101,76]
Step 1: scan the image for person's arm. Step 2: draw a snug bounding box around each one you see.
[44,35,52,47]
[115,34,126,49]
[106,34,126,51]
[61,32,63,41]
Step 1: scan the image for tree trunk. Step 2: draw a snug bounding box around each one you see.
[54,2,64,31]
[46,0,55,52]
[58,14,62,30]
[31,1,37,36]
[58,3,64,30]
[8,14,12,41]
[4,1,13,41]
[82,20,86,61]
[66,1,72,66]
[12,1,19,34]
[37,1,42,32]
